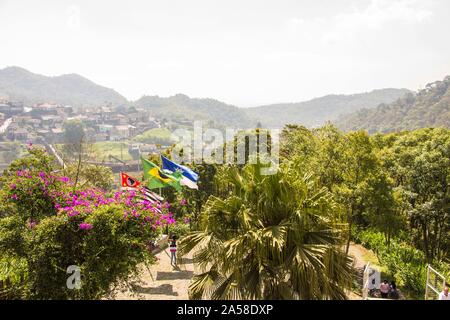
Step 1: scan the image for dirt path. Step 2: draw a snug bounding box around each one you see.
[112,248,195,300]
[346,242,376,300]
[348,243,371,269]
[111,242,373,300]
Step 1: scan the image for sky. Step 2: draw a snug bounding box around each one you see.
[0,0,449,107]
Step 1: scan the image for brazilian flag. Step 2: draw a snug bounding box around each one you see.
[141,157,182,192]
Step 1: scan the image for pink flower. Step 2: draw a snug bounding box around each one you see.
[27,220,37,229]
[9,183,16,190]
[79,223,93,230]
[17,170,27,177]
[68,211,80,217]
[180,199,188,206]
[11,194,18,200]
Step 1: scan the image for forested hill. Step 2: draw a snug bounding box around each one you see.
[337,76,450,133]
[135,94,254,128]
[243,88,409,128]
[0,66,128,107]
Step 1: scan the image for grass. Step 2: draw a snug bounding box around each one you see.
[55,142,133,162]
[133,128,174,144]
[92,142,133,161]
[361,250,386,272]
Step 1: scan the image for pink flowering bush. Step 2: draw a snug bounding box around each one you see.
[0,147,178,299]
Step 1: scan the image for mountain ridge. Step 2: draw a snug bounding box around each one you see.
[0,66,128,107]
[243,88,410,128]
[0,66,417,130]
[336,76,450,133]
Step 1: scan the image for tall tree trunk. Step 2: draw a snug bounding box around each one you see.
[73,140,83,190]
[422,223,430,263]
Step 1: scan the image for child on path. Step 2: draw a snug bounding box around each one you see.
[169,236,177,266]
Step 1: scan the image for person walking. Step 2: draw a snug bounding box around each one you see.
[380,280,390,299]
[389,281,399,300]
[438,287,449,300]
[169,236,177,266]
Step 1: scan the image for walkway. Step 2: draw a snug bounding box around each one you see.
[346,243,376,300]
[111,248,195,300]
[111,242,374,300]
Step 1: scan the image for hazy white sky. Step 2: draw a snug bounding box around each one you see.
[0,0,449,106]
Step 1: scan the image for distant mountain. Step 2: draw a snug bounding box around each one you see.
[243,89,410,128]
[135,94,254,128]
[0,66,128,107]
[336,76,450,133]
[0,66,419,131]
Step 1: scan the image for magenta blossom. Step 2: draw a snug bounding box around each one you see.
[79,223,93,230]
[180,199,188,206]
[68,211,80,217]
[11,194,18,200]
[59,176,70,183]
[27,220,37,229]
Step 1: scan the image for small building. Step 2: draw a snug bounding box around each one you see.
[94,132,109,142]
[113,125,137,139]
[98,124,114,133]
[10,128,29,141]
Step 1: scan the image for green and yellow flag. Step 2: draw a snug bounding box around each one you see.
[141,157,182,192]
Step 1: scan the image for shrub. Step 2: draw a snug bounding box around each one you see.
[23,205,159,299]
[168,219,190,239]
[0,147,178,299]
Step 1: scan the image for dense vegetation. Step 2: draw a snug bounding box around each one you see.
[179,162,353,299]
[176,125,449,299]
[0,147,184,299]
[338,76,450,133]
[1,123,448,300]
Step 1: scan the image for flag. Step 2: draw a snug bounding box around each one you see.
[161,155,199,189]
[142,186,165,202]
[141,157,182,191]
[121,172,140,189]
[180,176,199,190]
[137,187,163,214]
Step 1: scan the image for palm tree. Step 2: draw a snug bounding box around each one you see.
[178,161,353,300]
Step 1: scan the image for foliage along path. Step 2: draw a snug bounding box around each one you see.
[112,248,195,300]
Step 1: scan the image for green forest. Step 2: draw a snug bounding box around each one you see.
[338,76,450,133]
[159,125,450,299]
[1,125,449,300]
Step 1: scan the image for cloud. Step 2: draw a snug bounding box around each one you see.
[287,0,434,46]
[323,0,433,43]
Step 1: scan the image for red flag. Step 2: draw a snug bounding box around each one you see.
[121,172,141,188]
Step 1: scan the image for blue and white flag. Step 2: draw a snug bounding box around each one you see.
[161,155,199,189]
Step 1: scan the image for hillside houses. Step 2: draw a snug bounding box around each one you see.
[0,100,160,144]
[0,100,24,117]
